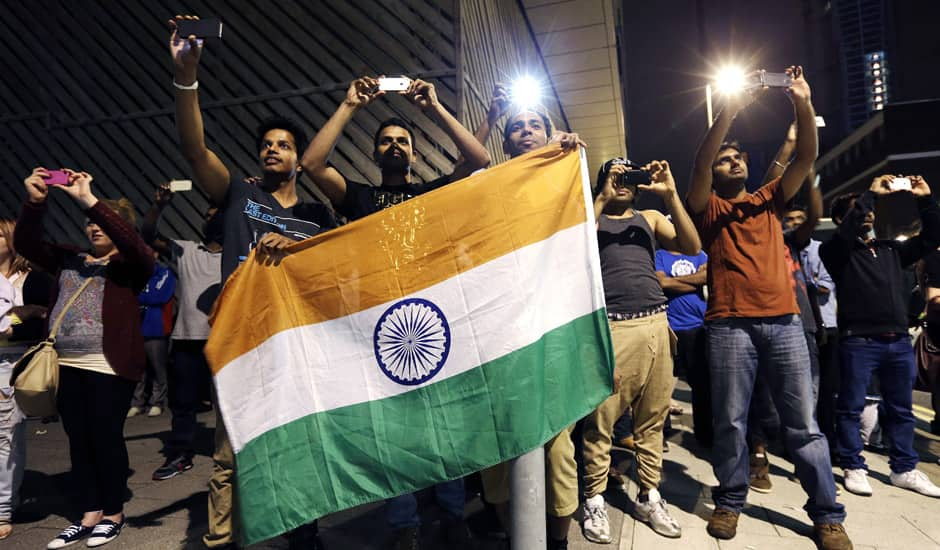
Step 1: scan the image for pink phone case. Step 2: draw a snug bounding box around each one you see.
[43,170,70,186]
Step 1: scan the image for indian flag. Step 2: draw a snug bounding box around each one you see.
[205,145,614,544]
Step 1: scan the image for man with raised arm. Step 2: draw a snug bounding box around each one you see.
[301,76,490,220]
[169,16,336,550]
[685,66,850,550]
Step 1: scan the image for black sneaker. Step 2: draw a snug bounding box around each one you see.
[86,518,125,547]
[392,526,419,550]
[46,523,93,549]
[152,455,194,481]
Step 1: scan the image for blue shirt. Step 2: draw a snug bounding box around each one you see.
[654,250,708,331]
[139,264,176,338]
[800,239,837,328]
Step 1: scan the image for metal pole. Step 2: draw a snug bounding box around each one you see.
[510,447,546,548]
[705,83,714,128]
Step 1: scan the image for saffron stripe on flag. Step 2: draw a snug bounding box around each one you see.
[233,309,612,544]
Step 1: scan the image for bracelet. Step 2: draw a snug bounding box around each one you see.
[773,160,788,169]
[173,80,199,90]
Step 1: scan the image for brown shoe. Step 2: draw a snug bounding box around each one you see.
[706,508,739,539]
[814,523,853,550]
[749,451,773,493]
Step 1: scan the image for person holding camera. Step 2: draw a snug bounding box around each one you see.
[169,16,337,549]
[17,168,155,549]
[820,175,940,499]
[686,66,850,550]
[580,158,700,542]
[302,75,490,222]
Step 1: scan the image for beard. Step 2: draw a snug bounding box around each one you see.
[378,148,411,173]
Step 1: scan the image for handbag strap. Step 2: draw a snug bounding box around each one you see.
[48,276,96,339]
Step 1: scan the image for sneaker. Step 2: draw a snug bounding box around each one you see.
[126,407,142,418]
[706,508,739,540]
[814,523,853,550]
[152,455,194,481]
[392,526,419,550]
[582,494,611,543]
[632,489,681,538]
[843,469,873,496]
[46,523,93,549]
[749,452,773,494]
[889,469,940,497]
[147,406,163,417]
[86,518,125,547]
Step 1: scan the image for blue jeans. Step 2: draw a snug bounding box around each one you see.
[385,479,465,529]
[707,315,844,524]
[837,335,919,473]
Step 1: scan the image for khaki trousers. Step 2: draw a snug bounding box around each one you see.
[203,408,235,548]
[582,312,675,496]
[480,424,578,517]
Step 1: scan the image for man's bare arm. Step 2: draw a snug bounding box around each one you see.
[779,66,818,202]
[170,18,230,205]
[763,122,797,185]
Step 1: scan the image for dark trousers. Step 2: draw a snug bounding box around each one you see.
[57,366,136,515]
[837,335,919,473]
[675,326,711,447]
[817,328,840,452]
[167,339,209,458]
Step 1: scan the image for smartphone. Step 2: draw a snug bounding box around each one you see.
[42,170,70,186]
[176,18,223,39]
[378,76,412,92]
[620,169,652,186]
[169,179,193,192]
[890,177,912,192]
[745,70,793,90]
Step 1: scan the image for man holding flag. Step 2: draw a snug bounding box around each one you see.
[204,104,610,550]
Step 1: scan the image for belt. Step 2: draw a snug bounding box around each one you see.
[607,303,667,321]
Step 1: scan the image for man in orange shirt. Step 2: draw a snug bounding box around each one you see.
[686,67,850,550]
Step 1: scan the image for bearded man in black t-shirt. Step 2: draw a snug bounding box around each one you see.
[302,76,491,222]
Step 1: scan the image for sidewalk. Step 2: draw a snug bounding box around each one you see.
[4,383,940,549]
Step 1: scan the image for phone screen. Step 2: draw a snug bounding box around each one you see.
[176,18,223,39]
[42,170,70,186]
[378,77,411,92]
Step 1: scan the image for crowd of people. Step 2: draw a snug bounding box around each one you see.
[0,16,938,550]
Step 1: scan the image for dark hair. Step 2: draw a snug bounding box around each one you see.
[373,118,416,151]
[594,157,642,197]
[255,116,308,154]
[784,202,807,213]
[717,140,744,156]
[830,192,861,223]
[502,109,554,142]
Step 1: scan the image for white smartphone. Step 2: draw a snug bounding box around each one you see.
[378,76,412,92]
[169,179,193,192]
[889,177,912,192]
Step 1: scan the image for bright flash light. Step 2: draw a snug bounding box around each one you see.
[510,76,543,109]
[714,66,748,94]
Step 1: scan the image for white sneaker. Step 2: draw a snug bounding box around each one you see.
[889,469,940,497]
[125,407,141,418]
[85,518,124,547]
[582,494,612,543]
[632,488,681,538]
[843,468,873,496]
[147,406,163,417]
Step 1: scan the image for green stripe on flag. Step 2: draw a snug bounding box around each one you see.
[234,308,613,544]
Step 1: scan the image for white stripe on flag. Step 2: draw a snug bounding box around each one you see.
[216,223,601,452]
